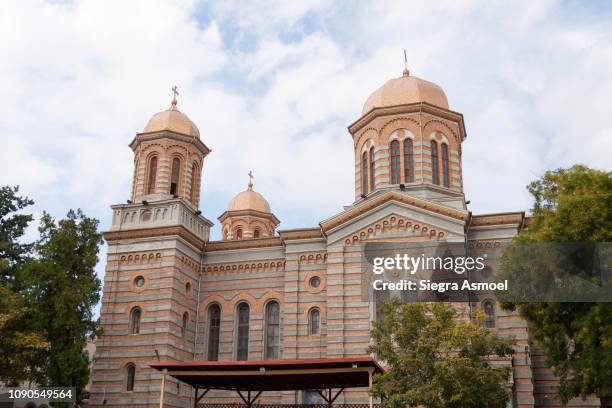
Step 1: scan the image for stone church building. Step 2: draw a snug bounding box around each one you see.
[90,68,599,407]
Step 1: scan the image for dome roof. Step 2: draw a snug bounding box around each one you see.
[143,101,200,138]
[228,184,271,213]
[362,69,449,115]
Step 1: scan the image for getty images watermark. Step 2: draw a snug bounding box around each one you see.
[360,241,611,303]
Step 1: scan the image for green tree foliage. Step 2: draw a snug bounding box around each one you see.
[0,186,103,403]
[0,186,48,383]
[499,165,612,403]
[18,210,103,401]
[367,301,515,408]
[0,186,34,280]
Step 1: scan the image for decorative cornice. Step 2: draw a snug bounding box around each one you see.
[129,130,211,157]
[348,102,467,142]
[218,208,280,225]
[203,259,285,275]
[119,251,163,265]
[321,191,469,233]
[467,239,503,250]
[278,228,324,241]
[471,212,525,227]
[342,213,447,246]
[205,237,283,252]
[298,252,328,264]
[104,225,205,249]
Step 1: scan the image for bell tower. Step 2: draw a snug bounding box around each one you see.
[90,89,213,407]
[348,66,467,210]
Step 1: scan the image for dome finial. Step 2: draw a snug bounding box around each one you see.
[248,170,253,190]
[403,49,410,77]
[171,85,179,110]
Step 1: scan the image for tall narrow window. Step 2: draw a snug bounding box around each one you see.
[441,143,450,188]
[369,147,375,192]
[482,300,496,328]
[129,307,141,334]
[190,162,199,203]
[236,228,243,240]
[236,302,250,361]
[403,138,414,183]
[126,363,136,391]
[207,304,221,361]
[253,229,260,238]
[308,308,320,335]
[264,301,280,359]
[146,156,157,194]
[431,140,439,185]
[170,158,181,196]
[361,151,368,195]
[181,312,188,338]
[390,140,401,184]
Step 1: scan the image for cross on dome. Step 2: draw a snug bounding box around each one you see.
[171,85,179,109]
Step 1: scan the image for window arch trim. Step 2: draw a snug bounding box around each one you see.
[125,363,136,391]
[235,301,250,361]
[264,300,281,360]
[206,303,221,361]
[145,155,158,194]
[308,307,320,336]
[129,306,141,335]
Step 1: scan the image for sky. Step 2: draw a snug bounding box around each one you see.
[1,0,612,284]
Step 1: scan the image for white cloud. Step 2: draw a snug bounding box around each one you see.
[1,0,611,258]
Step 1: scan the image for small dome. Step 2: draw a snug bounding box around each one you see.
[228,184,271,213]
[362,70,449,115]
[143,102,200,138]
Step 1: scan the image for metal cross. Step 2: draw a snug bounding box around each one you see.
[248,170,253,187]
[171,85,179,102]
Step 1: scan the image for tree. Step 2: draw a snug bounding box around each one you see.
[0,186,34,280]
[499,165,612,405]
[0,186,48,383]
[17,209,103,403]
[367,301,515,408]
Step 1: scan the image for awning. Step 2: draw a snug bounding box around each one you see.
[149,357,384,392]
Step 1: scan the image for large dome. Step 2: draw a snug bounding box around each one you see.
[362,69,449,115]
[228,184,271,213]
[143,101,200,138]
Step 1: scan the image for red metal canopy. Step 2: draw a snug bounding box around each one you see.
[149,357,384,392]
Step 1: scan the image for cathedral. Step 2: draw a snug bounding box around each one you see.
[90,68,599,407]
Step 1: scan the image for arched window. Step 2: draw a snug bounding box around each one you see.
[253,229,260,238]
[236,302,250,361]
[403,138,414,183]
[441,143,450,188]
[181,312,189,338]
[264,301,280,359]
[190,162,199,203]
[207,304,221,361]
[308,308,320,335]
[170,157,181,196]
[390,140,401,184]
[129,307,141,334]
[361,151,368,195]
[125,363,136,391]
[431,140,439,185]
[146,156,157,194]
[482,299,496,328]
[369,147,375,192]
[236,228,243,240]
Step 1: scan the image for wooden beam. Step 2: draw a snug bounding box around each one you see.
[165,367,370,376]
[159,369,167,408]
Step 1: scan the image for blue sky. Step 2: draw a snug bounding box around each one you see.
[1,0,611,285]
